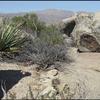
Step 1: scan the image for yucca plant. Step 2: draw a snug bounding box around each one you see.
[0,23,27,52]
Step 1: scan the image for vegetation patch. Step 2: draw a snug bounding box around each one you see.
[0,23,27,52]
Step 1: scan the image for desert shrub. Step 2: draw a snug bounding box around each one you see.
[39,32,63,45]
[0,23,27,52]
[28,24,73,69]
[30,38,71,69]
[39,25,64,45]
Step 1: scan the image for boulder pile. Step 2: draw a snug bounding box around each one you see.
[62,12,100,52]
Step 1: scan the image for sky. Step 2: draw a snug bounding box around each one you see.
[0,1,100,13]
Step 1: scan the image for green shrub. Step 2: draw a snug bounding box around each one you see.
[39,33,63,45]
[0,23,27,52]
[39,25,64,45]
[27,24,73,69]
[12,13,46,36]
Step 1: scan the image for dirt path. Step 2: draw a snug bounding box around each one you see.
[67,53,100,99]
[77,53,100,69]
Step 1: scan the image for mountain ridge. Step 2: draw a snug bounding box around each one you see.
[0,9,74,25]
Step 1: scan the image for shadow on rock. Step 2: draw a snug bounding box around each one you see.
[0,70,31,98]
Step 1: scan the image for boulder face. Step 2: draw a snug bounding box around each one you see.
[61,14,76,37]
[62,12,100,52]
[79,34,100,52]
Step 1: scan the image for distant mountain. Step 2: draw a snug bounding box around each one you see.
[35,9,74,25]
[0,9,74,25]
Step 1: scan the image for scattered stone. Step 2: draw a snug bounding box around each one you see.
[47,69,58,77]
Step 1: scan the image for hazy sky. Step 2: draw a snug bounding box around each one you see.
[0,1,100,13]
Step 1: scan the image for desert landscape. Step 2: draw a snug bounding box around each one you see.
[0,7,100,99]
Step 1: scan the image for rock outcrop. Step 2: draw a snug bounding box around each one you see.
[62,12,100,52]
[2,66,88,99]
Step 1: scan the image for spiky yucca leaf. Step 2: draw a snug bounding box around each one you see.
[0,24,27,52]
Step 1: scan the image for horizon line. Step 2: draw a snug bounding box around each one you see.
[0,8,96,14]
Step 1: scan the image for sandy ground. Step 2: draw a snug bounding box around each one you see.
[0,53,100,99]
[68,53,100,99]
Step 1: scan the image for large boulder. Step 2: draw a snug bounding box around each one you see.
[2,67,88,99]
[62,12,100,52]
